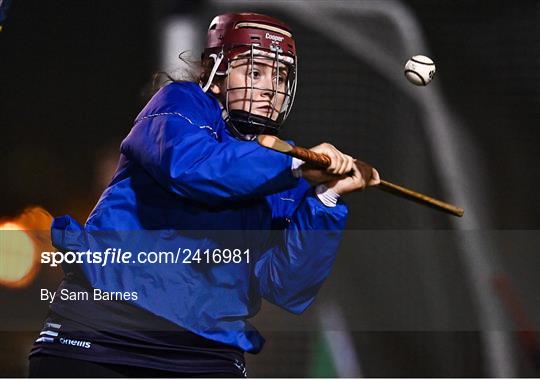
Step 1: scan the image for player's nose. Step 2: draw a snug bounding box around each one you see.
[260,68,276,88]
[260,75,275,99]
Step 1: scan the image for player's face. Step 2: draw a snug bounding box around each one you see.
[225,56,288,121]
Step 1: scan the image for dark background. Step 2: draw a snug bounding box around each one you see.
[1,0,539,377]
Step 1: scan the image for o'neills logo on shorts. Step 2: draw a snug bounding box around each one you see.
[265,32,284,42]
[59,337,91,349]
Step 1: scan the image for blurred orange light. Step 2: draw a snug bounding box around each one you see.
[0,222,38,287]
[0,207,53,288]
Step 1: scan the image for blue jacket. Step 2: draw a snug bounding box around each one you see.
[51,82,348,353]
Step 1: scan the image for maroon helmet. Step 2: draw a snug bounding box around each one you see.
[200,13,298,138]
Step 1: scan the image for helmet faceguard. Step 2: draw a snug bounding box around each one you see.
[201,13,297,139]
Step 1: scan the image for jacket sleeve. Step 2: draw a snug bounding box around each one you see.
[120,93,298,207]
[254,189,348,314]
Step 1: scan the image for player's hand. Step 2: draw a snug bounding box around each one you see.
[325,160,380,195]
[301,143,355,185]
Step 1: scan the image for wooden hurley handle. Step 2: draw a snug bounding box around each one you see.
[289,145,332,167]
[378,180,464,217]
[288,145,463,216]
[256,134,464,217]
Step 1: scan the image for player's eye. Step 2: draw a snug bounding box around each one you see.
[273,74,286,86]
[273,69,287,82]
[249,69,261,79]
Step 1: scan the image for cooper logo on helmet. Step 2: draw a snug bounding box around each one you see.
[265,32,284,42]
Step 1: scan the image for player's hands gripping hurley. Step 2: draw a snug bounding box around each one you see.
[257,135,464,217]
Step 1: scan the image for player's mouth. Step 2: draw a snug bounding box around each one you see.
[255,105,275,113]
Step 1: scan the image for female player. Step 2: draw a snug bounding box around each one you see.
[29,12,379,377]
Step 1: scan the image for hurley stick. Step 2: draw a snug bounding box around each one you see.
[257,135,464,217]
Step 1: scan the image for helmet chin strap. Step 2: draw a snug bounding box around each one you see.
[200,51,224,93]
[220,102,280,141]
[227,110,281,138]
[217,101,256,141]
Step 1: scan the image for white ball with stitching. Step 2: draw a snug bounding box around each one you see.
[404,55,436,86]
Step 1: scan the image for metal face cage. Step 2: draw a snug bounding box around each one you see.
[222,44,297,139]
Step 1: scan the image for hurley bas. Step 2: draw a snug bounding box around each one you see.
[41,289,138,303]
